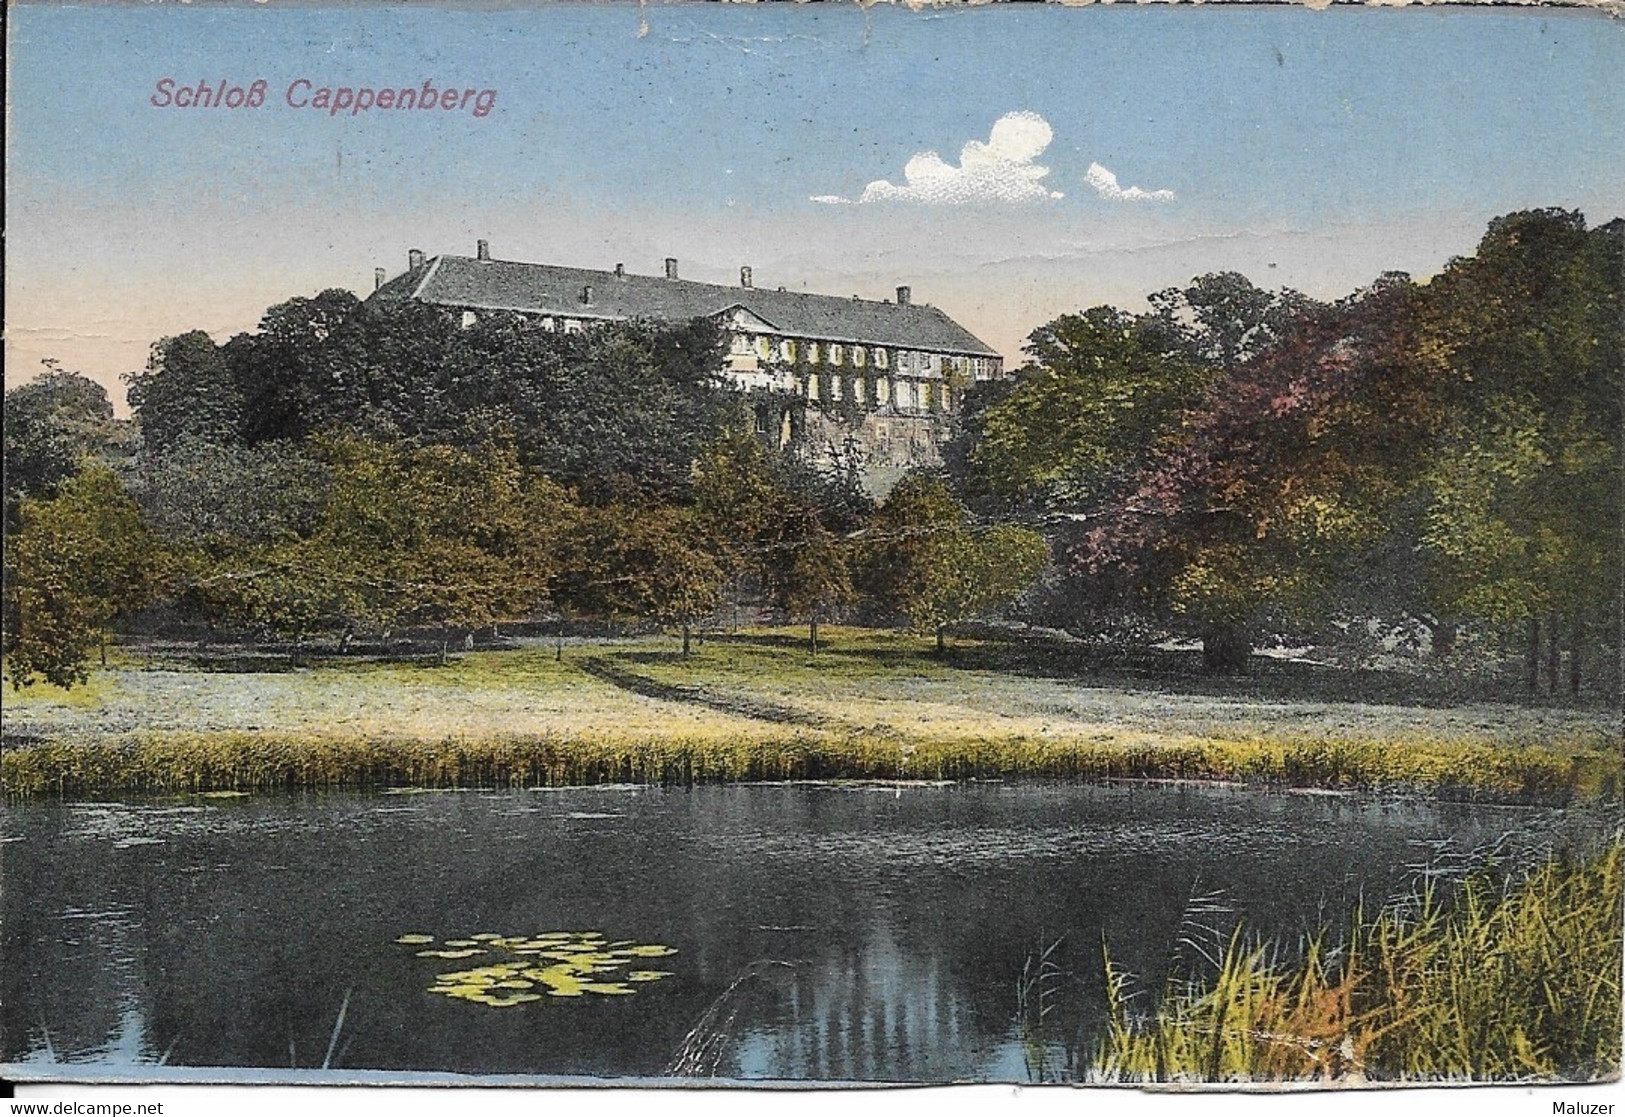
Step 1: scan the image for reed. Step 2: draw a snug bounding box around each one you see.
[1091,839,1624,1083]
[1,726,1617,799]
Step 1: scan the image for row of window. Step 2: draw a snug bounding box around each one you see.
[802,371,955,413]
[732,334,996,378]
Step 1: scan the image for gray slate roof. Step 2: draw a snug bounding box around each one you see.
[370,255,999,358]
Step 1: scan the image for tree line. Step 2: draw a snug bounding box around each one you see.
[4,208,1618,692]
[945,208,1621,684]
[3,301,1046,688]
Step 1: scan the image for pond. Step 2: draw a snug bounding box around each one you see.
[0,782,1609,1083]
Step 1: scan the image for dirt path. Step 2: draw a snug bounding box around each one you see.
[577,656,830,728]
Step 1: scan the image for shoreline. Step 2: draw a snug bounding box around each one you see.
[3,726,1617,803]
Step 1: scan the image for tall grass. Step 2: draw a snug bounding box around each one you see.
[1091,839,1624,1083]
[1,727,1618,799]
[1,726,1618,799]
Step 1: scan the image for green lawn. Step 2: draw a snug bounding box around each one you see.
[3,628,1617,798]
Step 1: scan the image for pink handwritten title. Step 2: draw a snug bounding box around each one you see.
[150,78,498,118]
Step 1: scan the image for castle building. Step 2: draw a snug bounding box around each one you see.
[369,241,1004,493]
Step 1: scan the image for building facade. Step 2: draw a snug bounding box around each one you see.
[370,242,1005,492]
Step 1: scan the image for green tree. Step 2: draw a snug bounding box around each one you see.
[4,468,164,688]
[124,331,244,454]
[858,475,1048,652]
[1412,211,1622,692]
[555,504,725,657]
[304,438,569,655]
[962,307,1211,513]
[4,364,127,530]
[765,509,855,654]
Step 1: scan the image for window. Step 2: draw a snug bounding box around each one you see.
[829,344,844,366]
[780,339,796,362]
[460,310,478,329]
[875,348,888,369]
[563,318,583,334]
[757,336,772,360]
[853,346,866,368]
[731,333,751,354]
[876,377,890,406]
[541,316,556,332]
[805,374,818,401]
[805,342,819,363]
[754,408,770,434]
[830,374,843,401]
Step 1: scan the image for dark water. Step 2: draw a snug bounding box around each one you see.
[0,783,1608,1083]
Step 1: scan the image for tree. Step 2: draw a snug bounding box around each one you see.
[227,290,368,445]
[300,437,570,654]
[1411,211,1622,692]
[4,365,126,531]
[4,468,164,688]
[1147,271,1320,367]
[124,332,243,453]
[765,509,855,654]
[961,308,1210,514]
[555,504,726,657]
[1075,275,1432,672]
[858,475,1048,652]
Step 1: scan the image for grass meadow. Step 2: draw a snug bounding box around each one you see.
[3,628,1617,799]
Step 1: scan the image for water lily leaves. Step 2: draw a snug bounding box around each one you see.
[399,928,678,1008]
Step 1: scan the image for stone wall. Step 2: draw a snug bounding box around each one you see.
[791,405,948,497]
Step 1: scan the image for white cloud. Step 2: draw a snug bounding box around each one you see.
[1085,162,1175,203]
[812,111,1064,206]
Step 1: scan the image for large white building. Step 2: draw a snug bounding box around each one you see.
[370,242,1006,491]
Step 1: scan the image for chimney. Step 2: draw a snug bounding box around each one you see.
[374,267,386,291]
[408,248,425,270]
[615,263,625,278]
[477,239,491,262]
[581,285,593,305]
[664,257,679,280]
[740,266,753,289]
[896,285,911,306]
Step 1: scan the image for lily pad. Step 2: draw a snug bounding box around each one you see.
[400,927,678,1007]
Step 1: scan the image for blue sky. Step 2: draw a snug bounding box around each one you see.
[7,2,1624,407]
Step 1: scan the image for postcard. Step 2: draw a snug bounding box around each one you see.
[2,0,1621,1102]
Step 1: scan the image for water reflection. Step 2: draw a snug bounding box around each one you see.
[1,783,1606,1082]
